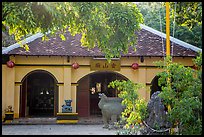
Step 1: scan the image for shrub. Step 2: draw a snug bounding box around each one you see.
[156,53,202,135]
[108,80,147,134]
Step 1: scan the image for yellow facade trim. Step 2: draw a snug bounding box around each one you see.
[3,120,13,124]
[57,113,78,115]
[57,83,64,86]
[14,63,164,68]
[15,82,22,86]
[56,120,78,124]
[15,64,72,67]
[71,83,78,86]
[5,112,14,114]
[14,113,19,118]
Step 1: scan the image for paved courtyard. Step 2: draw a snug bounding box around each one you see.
[2,124,118,135]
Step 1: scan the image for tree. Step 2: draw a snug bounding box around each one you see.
[170,2,202,48]
[170,2,202,30]
[136,2,202,48]
[2,2,143,59]
[2,30,16,47]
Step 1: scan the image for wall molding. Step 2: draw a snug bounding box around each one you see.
[15,82,22,86]
[56,83,64,86]
[71,83,78,86]
[14,64,166,68]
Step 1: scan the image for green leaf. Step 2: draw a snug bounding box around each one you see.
[59,34,66,41]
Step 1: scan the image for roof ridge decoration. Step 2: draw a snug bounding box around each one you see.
[140,24,202,52]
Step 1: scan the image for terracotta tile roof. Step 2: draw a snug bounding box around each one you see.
[5,26,199,57]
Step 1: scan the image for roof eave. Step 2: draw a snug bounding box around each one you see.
[140,24,202,53]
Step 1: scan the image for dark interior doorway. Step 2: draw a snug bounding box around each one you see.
[150,76,162,97]
[77,71,128,117]
[20,70,58,117]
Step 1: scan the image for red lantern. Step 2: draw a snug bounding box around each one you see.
[6,60,15,68]
[72,62,79,69]
[131,63,139,70]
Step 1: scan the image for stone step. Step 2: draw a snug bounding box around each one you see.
[3,116,103,125]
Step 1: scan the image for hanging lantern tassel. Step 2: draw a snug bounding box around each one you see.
[131,63,139,70]
[6,60,15,68]
[72,62,79,69]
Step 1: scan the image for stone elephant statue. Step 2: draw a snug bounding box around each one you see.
[98,93,125,129]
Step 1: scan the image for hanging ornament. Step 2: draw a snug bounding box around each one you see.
[6,60,15,68]
[72,62,79,69]
[131,63,139,70]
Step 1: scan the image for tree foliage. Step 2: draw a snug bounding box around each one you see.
[2,30,16,47]
[108,80,147,127]
[2,2,143,59]
[137,2,202,48]
[155,53,202,135]
[171,2,202,30]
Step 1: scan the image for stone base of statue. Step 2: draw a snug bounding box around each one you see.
[56,112,78,124]
[3,112,14,123]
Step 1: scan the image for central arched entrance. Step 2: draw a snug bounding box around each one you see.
[77,71,128,117]
[20,70,58,117]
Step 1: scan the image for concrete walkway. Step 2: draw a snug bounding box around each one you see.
[2,116,119,135]
[2,116,103,125]
[2,124,118,135]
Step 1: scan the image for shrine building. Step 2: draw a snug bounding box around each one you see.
[2,24,201,119]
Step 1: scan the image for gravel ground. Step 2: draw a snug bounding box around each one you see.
[2,124,118,135]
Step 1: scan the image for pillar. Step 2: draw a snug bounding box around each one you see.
[63,67,72,101]
[14,84,21,118]
[138,68,147,100]
[71,84,78,113]
[58,85,64,113]
[5,56,15,116]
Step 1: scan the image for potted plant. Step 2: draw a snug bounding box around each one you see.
[3,105,14,122]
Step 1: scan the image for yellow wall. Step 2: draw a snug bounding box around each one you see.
[2,65,7,118]
[2,56,15,119]
[2,55,195,118]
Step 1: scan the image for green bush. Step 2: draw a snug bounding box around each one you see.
[156,53,202,135]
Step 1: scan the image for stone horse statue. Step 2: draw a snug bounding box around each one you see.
[98,93,125,128]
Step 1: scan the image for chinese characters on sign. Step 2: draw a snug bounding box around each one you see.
[90,59,120,71]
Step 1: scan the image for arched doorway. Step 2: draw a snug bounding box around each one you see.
[20,70,58,117]
[77,71,128,117]
[150,76,162,97]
